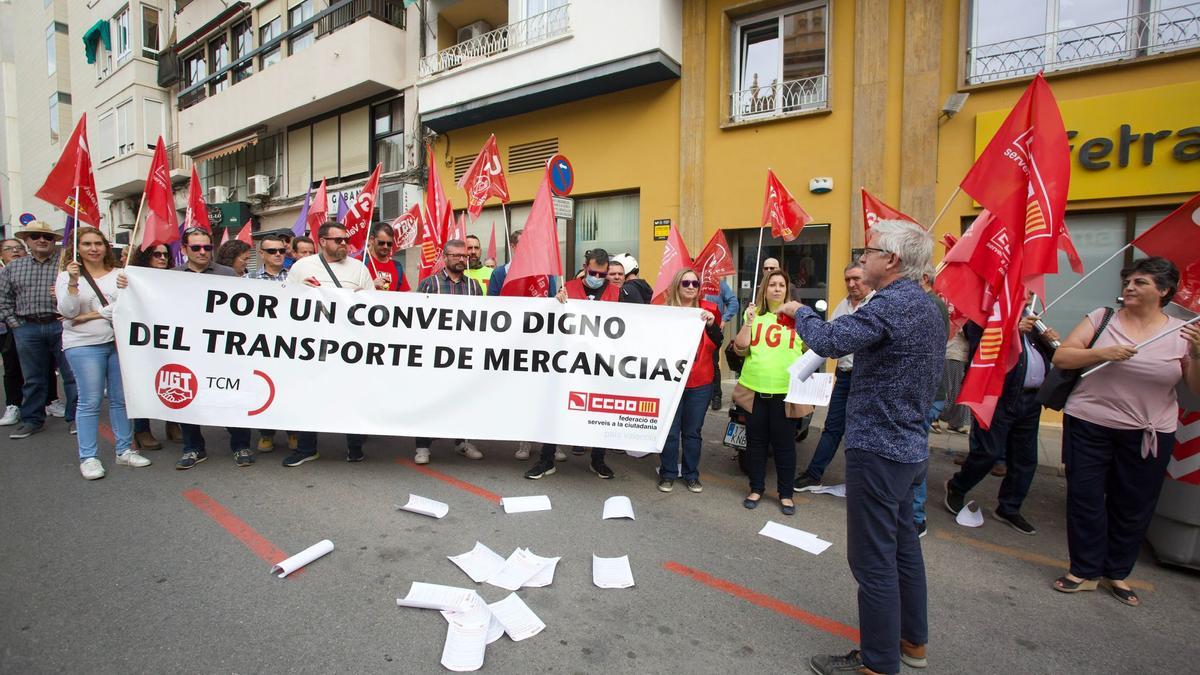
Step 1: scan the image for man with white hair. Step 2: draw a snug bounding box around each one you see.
[779,220,944,675]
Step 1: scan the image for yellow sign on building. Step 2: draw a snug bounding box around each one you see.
[975,81,1200,202]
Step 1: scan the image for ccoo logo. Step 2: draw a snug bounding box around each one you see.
[156,364,197,410]
[568,392,588,411]
[567,391,659,418]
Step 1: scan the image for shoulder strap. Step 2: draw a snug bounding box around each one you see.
[79,267,109,307]
[318,255,343,289]
[1087,307,1115,348]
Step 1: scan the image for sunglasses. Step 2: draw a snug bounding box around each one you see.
[374,241,394,248]
[322,236,349,244]
[27,233,55,242]
[261,247,287,255]
[150,251,170,259]
[680,279,701,289]
[188,244,214,252]
[585,269,607,278]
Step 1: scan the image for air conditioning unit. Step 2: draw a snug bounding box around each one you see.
[248,175,271,198]
[456,20,491,44]
[209,186,230,204]
[116,200,137,229]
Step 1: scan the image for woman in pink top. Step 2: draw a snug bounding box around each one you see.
[1050,257,1200,606]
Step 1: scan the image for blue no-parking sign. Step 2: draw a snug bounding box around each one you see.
[547,154,573,196]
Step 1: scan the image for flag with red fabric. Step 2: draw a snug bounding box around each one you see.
[342,164,381,257]
[693,229,735,297]
[861,188,918,238]
[236,219,253,245]
[1131,192,1200,312]
[762,170,810,242]
[651,223,693,304]
[960,72,1072,285]
[501,169,562,297]
[940,233,958,252]
[35,114,102,226]
[141,137,179,250]
[391,203,422,249]
[486,222,497,261]
[419,145,453,281]
[183,167,211,233]
[934,210,997,329]
[457,134,510,221]
[307,179,328,234]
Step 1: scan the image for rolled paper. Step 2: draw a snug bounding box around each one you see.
[271,539,334,578]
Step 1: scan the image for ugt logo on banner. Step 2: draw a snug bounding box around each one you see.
[156,364,197,409]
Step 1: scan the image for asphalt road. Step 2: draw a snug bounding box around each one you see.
[2,402,1199,674]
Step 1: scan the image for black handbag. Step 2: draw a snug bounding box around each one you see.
[1036,307,1114,411]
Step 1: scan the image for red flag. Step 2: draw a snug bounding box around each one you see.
[416,209,442,282]
[141,137,179,250]
[35,114,102,226]
[219,226,230,246]
[236,220,253,245]
[651,224,693,305]
[307,178,328,234]
[1132,192,1200,312]
[448,211,466,243]
[425,145,453,246]
[342,164,381,257]
[960,73,1071,284]
[694,230,736,297]
[935,210,999,331]
[486,222,497,261]
[861,188,918,238]
[501,169,562,296]
[183,167,211,233]
[457,134,509,220]
[762,170,811,242]
[957,264,1026,430]
[391,203,422,249]
[940,233,958,252]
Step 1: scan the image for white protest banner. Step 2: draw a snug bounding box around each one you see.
[114,268,703,453]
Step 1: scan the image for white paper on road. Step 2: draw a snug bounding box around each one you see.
[521,550,561,588]
[441,591,492,628]
[398,494,449,519]
[486,614,505,644]
[602,496,636,520]
[487,593,546,641]
[592,554,636,589]
[800,483,846,497]
[271,539,334,578]
[441,618,488,672]
[758,521,832,555]
[785,372,835,406]
[486,549,548,591]
[956,500,985,528]
[396,582,477,611]
[448,541,508,583]
[501,495,552,514]
[790,349,827,382]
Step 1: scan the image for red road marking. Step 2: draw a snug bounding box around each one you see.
[99,422,114,444]
[182,489,300,577]
[663,561,860,642]
[395,458,503,504]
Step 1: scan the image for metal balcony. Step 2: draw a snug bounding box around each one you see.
[729,74,828,122]
[418,4,570,79]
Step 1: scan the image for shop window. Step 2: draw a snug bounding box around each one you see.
[730,1,829,122]
[573,194,639,275]
[730,224,830,323]
[372,98,405,173]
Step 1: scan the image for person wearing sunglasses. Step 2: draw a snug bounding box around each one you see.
[124,243,182,449]
[174,228,237,277]
[362,222,410,292]
[0,221,78,440]
[657,268,722,493]
[0,238,29,427]
[247,233,300,455]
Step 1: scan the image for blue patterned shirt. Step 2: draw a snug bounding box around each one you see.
[792,278,946,463]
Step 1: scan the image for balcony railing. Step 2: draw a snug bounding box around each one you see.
[729,74,828,122]
[419,4,570,79]
[967,2,1200,84]
[177,0,405,110]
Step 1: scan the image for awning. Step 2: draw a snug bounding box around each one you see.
[191,132,259,164]
[82,20,111,64]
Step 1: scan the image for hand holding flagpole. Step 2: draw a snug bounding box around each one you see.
[1081,314,1200,378]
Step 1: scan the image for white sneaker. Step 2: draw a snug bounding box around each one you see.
[455,440,483,460]
[0,404,19,426]
[116,450,152,467]
[80,457,105,480]
[514,441,531,460]
[554,448,567,462]
[46,399,66,418]
[414,447,431,465]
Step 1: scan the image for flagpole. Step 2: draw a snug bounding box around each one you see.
[925,186,962,233]
[127,190,149,252]
[1040,243,1131,317]
[750,225,766,301]
[1081,314,1200,379]
[71,186,80,263]
[501,202,512,263]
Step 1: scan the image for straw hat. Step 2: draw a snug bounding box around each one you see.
[15,221,64,242]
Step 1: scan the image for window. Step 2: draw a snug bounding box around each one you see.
[48,94,59,143]
[731,1,829,122]
[144,98,164,149]
[208,34,229,95]
[114,6,132,61]
[260,16,282,69]
[231,20,253,83]
[142,5,161,59]
[967,0,1200,84]
[200,134,282,200]
[572,194,639,274]
[98,112,116,162]
[288,1,315,55]
[372,98,405,173]
[46,24,56,75]
[181,49,207,106]
[116,100,134,157]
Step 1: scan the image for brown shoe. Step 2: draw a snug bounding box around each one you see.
[134,431,162,451]
[991,464,1007,477]
[166,422,183,442]
[900,639,927,668]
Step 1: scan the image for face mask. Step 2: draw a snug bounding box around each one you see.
[584,274,605,289]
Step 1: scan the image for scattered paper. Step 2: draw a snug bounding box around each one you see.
[271,539,333,578]
[521,550,561,588]
[799,483,846,497]
[441,591,492,629]
[758,521,832,555]
[441,617,488,672]
[486,549,550,591]
[592,554,636,589]
[602,496,636,520]
[486,614,505,645]
[789,349,827,382]
[397,582,476,611]
[398,494,449,519]
[956,500,984,528]
[448,542,507,583]
[487,593,546,641]
[786,372,835,406]
[501,495,552,514]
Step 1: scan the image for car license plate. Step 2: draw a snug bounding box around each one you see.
[723,421,747,449]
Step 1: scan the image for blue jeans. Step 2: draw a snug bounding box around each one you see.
[12,322,77,427]
[180,424,252,454]
[64,342,131,460]
[660,385,709,480]
[912,480,927,525]
[924,400,946,431]
[802,369,851,481]
[846,449,928,674]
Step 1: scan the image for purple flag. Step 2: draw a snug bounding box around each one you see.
[62,216,76,246]
[336,194,348,224]
[292,185,312,237]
